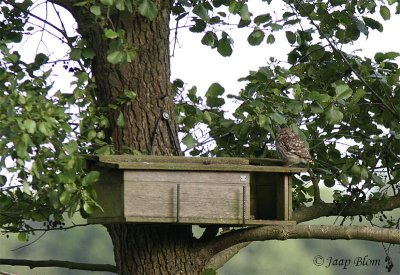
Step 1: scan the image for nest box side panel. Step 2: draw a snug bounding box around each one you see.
[89,167,124,221]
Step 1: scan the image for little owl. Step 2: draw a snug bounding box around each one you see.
[276,127,313,166]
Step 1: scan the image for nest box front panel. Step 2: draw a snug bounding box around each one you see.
[123,170,250,223]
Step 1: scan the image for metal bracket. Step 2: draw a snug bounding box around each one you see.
[176,183,181,223]
[242,185,246,225]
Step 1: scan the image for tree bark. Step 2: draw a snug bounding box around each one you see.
[64,2,208,274]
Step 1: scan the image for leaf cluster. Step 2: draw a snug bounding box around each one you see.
[174,0,400,210]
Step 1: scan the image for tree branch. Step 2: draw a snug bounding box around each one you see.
[200,225,400,256]
[205,242,251,271]
[0,259,117,273]
[4,0,69,40]
[307,167,323,204]
[293,193,400,223]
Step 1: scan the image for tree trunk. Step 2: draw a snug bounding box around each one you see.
[107,224,206,274]
[67,2,210,274]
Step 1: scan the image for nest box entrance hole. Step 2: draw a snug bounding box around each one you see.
[250,173,290,221]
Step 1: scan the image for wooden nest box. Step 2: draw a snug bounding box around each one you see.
[86,155,306,226]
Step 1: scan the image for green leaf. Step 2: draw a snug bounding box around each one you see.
[138,0,158,20]
[310,102,324,114]
[239,3,250,21]
[247,29,265,46]
[372,174,384,186]
[363,17,383,32]
[269,112,286,124]
[350,88,366,104]
[217,36,233,57]
[17,232,28,242]
[307,91,331,103]
[104,29,119,39]
[193,3,210,22]
[95,145,112,155]
[115,0,125,10]
[90,5,102,16]
[100,0,115,6]
[48,190,60,209]
[335,84,353,101]
[82,171,100,186]
[34,53,49,65]
[254,14,272,25]
[203,268,218,275]
[206,82,224,97]
[287,100,303,114]
[0,175,7,187]
[60,190,72,205]
[285,31,296,44]
[38,122,54,136]
[324,178,335,188]
[266,34,275,44]
[116,111,125,127]
[83,201,96,215]
[70,48,82,61]
[258,114,271,128]
[307,44,325,60]
[203,111,212,124]
[182,134,197,149]
[380,6,391,20]
[325,106,343,124]
[201,31,218,48]
[205,83,225,107]
[107,50,124,64]
[23,119,36,134]
[82,48,96,59]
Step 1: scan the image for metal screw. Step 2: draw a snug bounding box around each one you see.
[162,112,170,120]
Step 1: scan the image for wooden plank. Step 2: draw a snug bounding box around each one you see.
[117,162,306,173]
[249,158,285,166]
[123,181,250,219]
[88,216,296,226]
[91,155,249,165]
[287,175,293,220]
[123,182,177,218]
[179,184,250,221]
[85,155,306,173]
[276,174,291,221]
[124,171,250,184]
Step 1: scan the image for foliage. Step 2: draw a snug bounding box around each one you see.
[173,0,400,211]
[0,0,399,241]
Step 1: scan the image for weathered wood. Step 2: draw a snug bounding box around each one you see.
[86,155,250,165]
[125,171,249,184]
[88,216,297,226]
[86,156,301,226]
[85,155,307,173]
[179,184,250,221]
[118,162,305,173]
